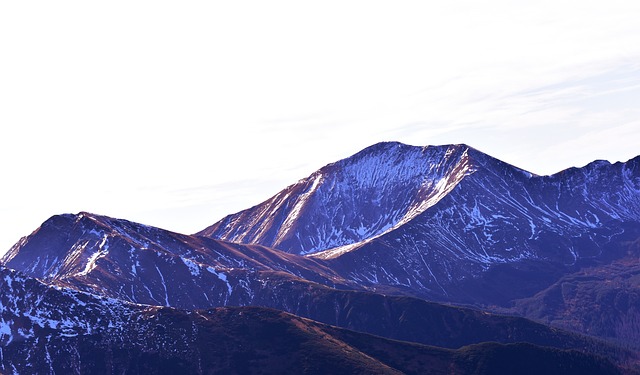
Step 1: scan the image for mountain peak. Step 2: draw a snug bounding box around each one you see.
[199,142,492,255]
[39,211,111,230]
[1,211,160,281]
[332,141,473,164]
[333,141,530,177]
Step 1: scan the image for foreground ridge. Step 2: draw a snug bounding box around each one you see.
[0,266,629,374]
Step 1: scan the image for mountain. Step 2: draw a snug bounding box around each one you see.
[3,141,640,373]
[198,142,493,255]
[1,212,356,308]
[199,142,640,304]
[4,211,628,360]
[1,265,624,375]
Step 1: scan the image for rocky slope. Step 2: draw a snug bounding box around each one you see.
[3,212,624,357]
[513,254,640,349]
[199,142,491,255]
[199,142,640,307]
[3,141,640,373]
[2,212,354,308]
[2,265,625,374]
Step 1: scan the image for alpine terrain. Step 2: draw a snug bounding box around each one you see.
[2,141,639,374]
[200,142,640,344]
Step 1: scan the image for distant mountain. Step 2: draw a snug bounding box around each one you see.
[199,142,640,306]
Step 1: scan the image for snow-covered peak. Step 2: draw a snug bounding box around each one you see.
[198,142,514,255]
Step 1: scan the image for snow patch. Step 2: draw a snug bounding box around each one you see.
[207,266,233,296]
[180,257,201,277]
[0,320,12,340]
[275,173,323,246]
[155,265,170,307]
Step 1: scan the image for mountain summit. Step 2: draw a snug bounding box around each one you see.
[198,142,640,306]
[198,142,531,255]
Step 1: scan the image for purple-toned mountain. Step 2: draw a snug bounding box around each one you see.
[5,212,633,362]
[4,141,640,366]
[199,142,520,254]
[0,265,626,374]
[198,142,640,306]
[1,212,354,308]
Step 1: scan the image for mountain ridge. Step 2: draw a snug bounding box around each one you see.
[1,259,634,373]
[197,142,530,255]
[3,211,635,363]
[199,142,640,258]
[2,141,640,373]
[192,141,640,346]
[1,211,358,309]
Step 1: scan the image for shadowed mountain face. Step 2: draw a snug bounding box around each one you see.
[0,266,625,375]
[0,266,399,375]
[512,252,640,349]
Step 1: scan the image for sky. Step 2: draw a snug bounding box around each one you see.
[1,1,639,255]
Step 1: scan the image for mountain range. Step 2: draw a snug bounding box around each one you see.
[2,141,639,374]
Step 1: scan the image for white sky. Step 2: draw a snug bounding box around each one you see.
[1,1,639,254]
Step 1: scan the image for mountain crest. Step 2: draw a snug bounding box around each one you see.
[198,142,494,254]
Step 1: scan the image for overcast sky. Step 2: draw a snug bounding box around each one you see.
[1,1,639,254]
